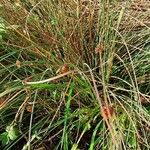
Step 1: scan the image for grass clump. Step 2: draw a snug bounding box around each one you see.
[0,0,150,149]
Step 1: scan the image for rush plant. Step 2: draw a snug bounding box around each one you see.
[0,0,150,150]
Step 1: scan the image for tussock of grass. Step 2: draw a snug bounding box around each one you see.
[0,0,150,149]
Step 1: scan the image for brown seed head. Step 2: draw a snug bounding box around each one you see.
[101,105,114,120]
[26,105,33,113]
[95,44,104,54]
[60,64,69,74]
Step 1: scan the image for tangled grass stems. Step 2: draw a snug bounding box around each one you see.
[0,0,150,149]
